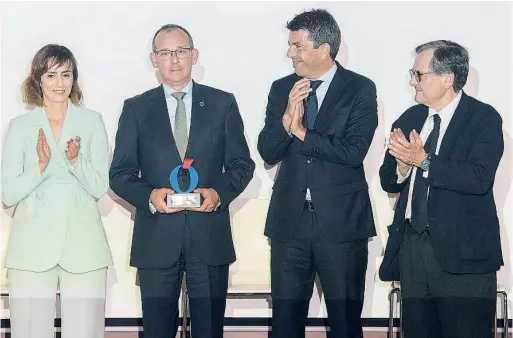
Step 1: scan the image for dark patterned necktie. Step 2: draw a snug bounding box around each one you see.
[304,80,323,129]
[411,113,441,233]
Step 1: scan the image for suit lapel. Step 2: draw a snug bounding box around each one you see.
[413,106,429,136]
[437,92,470,158]
[185,82,210,158]
[59,101,74,152]
[314,62,349,130]
[149,85,182,163]
[38,102,72,168]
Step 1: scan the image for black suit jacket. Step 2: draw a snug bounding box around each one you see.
[258,62,378,243]
[379,92,504,281]
[109,82,255,268]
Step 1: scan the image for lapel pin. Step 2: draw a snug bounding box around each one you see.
[199,101,204,107]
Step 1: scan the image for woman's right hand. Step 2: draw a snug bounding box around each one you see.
[37,128,51,172]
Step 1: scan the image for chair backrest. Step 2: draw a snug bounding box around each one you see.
[228,198,271,292]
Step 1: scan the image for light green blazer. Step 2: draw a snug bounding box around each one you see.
[1,101,112,273]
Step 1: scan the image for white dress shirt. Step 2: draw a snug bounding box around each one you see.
[149,80,193,214]
[397,90,462,220]
[163,79,193,136]
[305,63,337,201]
[149,79,221,213]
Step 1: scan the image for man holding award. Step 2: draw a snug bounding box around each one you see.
[109,24,254,338]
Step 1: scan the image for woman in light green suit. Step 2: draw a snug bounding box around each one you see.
[1,44,112,338]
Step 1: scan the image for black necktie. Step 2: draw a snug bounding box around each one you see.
[411,113,441,233]
[304,80,323,129]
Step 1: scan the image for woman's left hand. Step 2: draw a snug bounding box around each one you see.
[66,136,81,165]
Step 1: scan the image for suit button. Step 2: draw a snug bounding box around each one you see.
[307,159,311,164]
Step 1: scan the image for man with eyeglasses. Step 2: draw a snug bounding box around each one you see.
[379,40,504,337]
[109,24,254,338]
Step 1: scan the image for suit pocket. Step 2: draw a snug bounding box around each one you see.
[12,194,42,225]
[333,180,369,195]
[458,216,497,262]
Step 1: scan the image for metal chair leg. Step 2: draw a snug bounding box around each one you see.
[388,286,401,338]
[399,289,403,338]
[388,287,395,338]
[389,286,508,338]
[497,290,508,338]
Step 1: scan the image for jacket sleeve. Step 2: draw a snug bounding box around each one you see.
[379,120,411,194]
[257,81,294,165]
[109,100,155,211]
[1,118,49,207]
[300,82,378,167]
[68,112,109,199]
[426,109,503,195]
[212,94,255,210]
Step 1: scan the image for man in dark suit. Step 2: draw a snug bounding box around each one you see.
[109,24,254,338]
[257,9,377,338]
[379,40,503,338]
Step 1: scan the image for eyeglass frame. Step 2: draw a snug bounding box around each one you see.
[409,68,436,82]
[154,47,193,60]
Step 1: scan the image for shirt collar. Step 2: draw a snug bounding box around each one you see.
[311,62,337,86]
[428,90,463,126]
[163,78,193,98]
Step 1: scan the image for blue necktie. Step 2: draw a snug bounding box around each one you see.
[304,80,323,129]
[411,113,441,233]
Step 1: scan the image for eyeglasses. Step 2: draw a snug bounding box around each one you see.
[409,68,435,82]
[154,47,193,60]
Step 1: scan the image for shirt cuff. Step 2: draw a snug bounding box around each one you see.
[214,198,221,211]
[396,166,411,183]
[67,153,80,172]
[38,163,49,179]
[212,188,221,211]
[149,189,157,214]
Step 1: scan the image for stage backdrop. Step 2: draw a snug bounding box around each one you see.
[1,1,512,329]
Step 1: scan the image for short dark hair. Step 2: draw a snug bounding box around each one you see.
[152,24,194,52]
[415,40,469,92]
[22,44,82,107]
[286,9,341,60]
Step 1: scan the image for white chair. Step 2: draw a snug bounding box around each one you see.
[181,198,272,338]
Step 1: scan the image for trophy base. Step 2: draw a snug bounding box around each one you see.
[167,192,201,208]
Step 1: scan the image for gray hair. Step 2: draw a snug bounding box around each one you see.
[152,24,194,52]
[415,40,469,92]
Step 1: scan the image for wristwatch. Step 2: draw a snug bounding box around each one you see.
[287,123,293,138]
[420,153,431,171]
